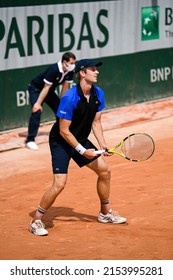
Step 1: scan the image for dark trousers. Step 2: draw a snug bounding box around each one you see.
[26,84,60,143]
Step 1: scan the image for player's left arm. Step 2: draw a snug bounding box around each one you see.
[92,112,111,156]
[60,81,70,97]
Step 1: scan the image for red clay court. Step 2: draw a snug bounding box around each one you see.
[0,98,173,260]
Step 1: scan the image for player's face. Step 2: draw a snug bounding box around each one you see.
[84,66,99,83]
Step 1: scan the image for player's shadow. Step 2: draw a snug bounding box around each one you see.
[29,207,97,229]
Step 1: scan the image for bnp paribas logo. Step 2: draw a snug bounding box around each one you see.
[141,6,160,41]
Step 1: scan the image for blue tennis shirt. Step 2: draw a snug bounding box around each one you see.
[50,84,105,143]
[57,84,105,120]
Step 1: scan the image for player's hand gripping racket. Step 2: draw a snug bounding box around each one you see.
[94,133,155,162]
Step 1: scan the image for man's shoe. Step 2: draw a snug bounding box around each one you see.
[98,209,127,224]
[29,220,48,236]
[26,141,38,151]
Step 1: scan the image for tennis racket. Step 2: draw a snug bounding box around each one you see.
[94,133,155,162]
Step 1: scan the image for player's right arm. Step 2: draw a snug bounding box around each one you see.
[59,118,97,159]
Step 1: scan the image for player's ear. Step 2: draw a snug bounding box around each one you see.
[80,69,86,77]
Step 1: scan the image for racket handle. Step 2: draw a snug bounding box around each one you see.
[94,150,105,155]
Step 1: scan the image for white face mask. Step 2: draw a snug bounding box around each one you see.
[65,63,75,72]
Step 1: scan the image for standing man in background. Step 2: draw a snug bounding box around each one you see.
[26,52,76,151]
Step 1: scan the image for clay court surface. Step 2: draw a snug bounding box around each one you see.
[0,98,173,260]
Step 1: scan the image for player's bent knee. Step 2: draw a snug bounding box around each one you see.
[99,167,111,180]
[52,181,65,195]
[52,174,67,194]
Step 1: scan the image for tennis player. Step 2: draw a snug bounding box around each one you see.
[29,58,127,235]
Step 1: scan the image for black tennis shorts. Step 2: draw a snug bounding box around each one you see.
[49,136,99,174]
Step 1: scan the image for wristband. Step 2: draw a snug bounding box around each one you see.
[75,143,86,155]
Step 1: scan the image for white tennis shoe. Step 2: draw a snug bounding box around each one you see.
[26,141,38,151]
[98,209,127,224]
[29,220,48,236]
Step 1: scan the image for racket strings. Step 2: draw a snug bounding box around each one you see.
[122,135,154,161]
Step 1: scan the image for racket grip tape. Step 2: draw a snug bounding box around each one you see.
[93,150,105,155]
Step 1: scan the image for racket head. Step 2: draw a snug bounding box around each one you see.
[121,133,155,162]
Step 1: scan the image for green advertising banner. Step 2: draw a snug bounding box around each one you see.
[0,0,173,131]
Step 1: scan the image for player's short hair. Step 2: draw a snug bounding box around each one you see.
[76,68,87,80]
